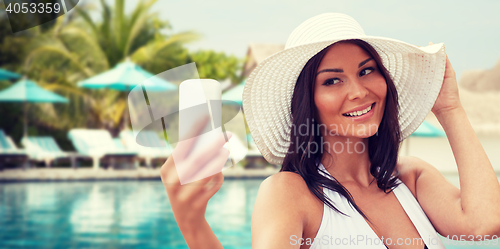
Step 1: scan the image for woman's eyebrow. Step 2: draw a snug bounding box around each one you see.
[358,58,373,68]
[317,68,343,75]
[316,58,374,76]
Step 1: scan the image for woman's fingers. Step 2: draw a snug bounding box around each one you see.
[160,156,185,200]
[195,148,229,187]
[160,107,231,231]
[426,41,455,78]
[161,126,231,187]
[177,133,231,185]
[201,171,225,199]
[172,150,228,208]
[185,131,231,175]
[174,115,210,160]
[441,54,457,82]
[160,156,178,185]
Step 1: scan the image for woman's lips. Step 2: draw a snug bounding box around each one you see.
[343,103,375,121]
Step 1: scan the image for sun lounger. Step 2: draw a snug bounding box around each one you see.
[68,129,138,169]
[119,130,171,168]
[246,134,264,157]
[220,133,268,169]
[240,134,269,169]
[0,130,29,170]
[21,136,84,168]
[113,138,126,150]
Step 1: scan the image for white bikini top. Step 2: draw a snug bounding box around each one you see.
[309,163,446,249]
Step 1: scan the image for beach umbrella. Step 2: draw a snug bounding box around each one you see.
[0,78,68,137]
[411,120,446,137]
[78,60,177,91]
[405,120,446,155]
[222,80,246,105]
[0,68,21,80]
[77,59,177,128]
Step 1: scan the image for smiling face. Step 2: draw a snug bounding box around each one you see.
[314,42,387,138]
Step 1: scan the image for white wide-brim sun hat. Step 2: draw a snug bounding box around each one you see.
[242,13,447,165]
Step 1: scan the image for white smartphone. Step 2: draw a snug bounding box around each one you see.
[178,79,234,168]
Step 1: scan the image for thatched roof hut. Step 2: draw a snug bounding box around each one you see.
[242,43,284,78]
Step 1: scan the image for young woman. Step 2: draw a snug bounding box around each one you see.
[160,13,500,248]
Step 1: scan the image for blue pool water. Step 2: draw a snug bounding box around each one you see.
[0,179,498,249]
[0,180,258,249]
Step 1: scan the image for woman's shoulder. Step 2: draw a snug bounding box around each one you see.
[259,171,313,199]
[256,171,318,214]
[252,171,323,247]
[252,171,323,240]
[262,171,307,187]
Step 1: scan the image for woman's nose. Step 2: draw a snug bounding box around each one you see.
[347,78,369,101]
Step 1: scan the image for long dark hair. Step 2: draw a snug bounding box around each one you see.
[280,39,402,223]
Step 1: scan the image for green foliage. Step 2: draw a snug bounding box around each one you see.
[21,0,201,135]
[0,14,34,72]
[189,50,243,84]
[0,0,244,150]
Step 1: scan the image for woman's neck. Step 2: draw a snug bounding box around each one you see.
[320,135,375,188]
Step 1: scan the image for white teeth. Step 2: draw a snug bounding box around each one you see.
[344,104,372,117]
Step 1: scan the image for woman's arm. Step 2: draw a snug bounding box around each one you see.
[406,51,500,238]
[434,105,500,235]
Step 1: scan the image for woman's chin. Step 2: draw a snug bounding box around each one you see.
[346,125,380,138]
[321,123,380,138]
[348,132,378,139]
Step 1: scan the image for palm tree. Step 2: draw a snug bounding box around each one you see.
[23,0,199,134]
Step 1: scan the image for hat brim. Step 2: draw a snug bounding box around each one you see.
[243,36,447,165]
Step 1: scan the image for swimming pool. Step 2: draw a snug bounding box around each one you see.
[0,180,257,249]
[0,179,497,248]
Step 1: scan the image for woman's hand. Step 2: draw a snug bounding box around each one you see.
[415,44,500,238]
[430,42,462,117]
[160,115,230,248]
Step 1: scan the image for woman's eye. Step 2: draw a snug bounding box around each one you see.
[360,67,375,76]
[322,78,341,86]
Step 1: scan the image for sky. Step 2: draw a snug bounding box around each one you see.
[149,0,500,80]
[75,0,500,79]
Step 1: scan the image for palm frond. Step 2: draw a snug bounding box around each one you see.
[25,45,93,77]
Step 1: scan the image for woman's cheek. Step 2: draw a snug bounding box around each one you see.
[370,78,387,98]
[317,93,341,115]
